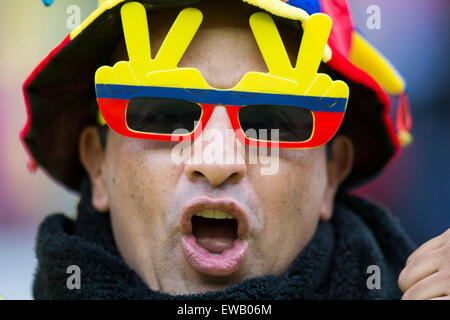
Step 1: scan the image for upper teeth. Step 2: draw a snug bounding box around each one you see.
[194,210,234,219]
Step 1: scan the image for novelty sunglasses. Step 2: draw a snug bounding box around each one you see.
[95,2,349,148]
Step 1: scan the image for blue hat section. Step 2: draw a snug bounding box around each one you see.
[285,0,321,15]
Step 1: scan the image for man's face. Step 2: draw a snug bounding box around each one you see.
[81,0,353,295]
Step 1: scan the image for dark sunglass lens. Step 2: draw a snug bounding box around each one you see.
[239,105,314,142]
[126,97,202,134]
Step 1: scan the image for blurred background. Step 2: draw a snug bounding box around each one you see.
[0,0,449,299]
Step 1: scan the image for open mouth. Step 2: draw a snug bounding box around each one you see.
[179,197,249,276]
[192,211,238,254]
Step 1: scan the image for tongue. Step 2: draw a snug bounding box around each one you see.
[192,216,238,254]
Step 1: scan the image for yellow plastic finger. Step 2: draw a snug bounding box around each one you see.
[146,68,210,89]
[235,72,298,94]
[305,74,332,96]
[295,14,332,90]
[323,80,349,99]
[155,8,203,69]
[95,65,121,85]
[114,61,139,85]
[121,2,152,73]
[249,12,292,76]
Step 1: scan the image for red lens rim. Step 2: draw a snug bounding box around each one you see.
[97,98,345,148]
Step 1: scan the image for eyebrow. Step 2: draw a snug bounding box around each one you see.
[96,84,346,112]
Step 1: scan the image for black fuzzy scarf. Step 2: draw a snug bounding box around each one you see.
[33,179,415,299]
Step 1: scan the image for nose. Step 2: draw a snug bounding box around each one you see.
[184,106,246,186]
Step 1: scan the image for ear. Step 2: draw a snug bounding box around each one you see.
[79,126,109,213]
[319,135,354,222]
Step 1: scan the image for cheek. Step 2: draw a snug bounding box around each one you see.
[248,148,327,267]
[106,141,180,215]
[253,147,327,220]
[103,137,183,261]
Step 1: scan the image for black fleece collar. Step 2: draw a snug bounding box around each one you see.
[33,179,415,299]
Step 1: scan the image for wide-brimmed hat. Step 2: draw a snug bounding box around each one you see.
[22,0,412,191]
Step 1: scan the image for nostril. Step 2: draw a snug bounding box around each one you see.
[185,164,246,185]
[228,172,241,183]
[191,171,204,180]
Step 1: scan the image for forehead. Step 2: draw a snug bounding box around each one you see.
[110,0,300,89]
